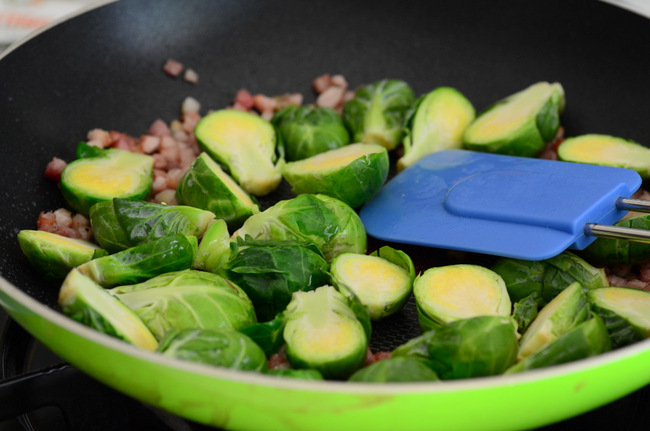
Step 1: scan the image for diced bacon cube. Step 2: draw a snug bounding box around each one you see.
[162,59,184,77]
[44,157,67,182]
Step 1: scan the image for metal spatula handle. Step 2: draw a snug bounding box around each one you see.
[585,197,650,244]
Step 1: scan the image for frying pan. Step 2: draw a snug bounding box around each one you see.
[1,0,649,429]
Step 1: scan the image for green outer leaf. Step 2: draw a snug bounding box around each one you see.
[342,79,415,150]
[90,198,214,253]
[543,251,608,301]
[506,314,611,374]
[581,214,650,265]
[176,153,260,230]
[111,269,257,341]
[512,291,541,334]
[391,329,437,362]
[17,230,108,280]
[75,141,105,159]
[271,105,350,161]
[158,328,268,373]
[222,238,331,322]
[282,143,389,209]
[240,313,287,358]
[370,246,416,284]
[492,257,546,303]
[348,357,439,383]
[76,234,197,287]
[426,316,519,379]
[60,149,154,215]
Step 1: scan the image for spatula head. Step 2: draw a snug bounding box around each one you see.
[359,150,642,260]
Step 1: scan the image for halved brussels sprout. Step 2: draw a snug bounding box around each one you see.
[398,87,475,171]
[158,328,268,372]
[59,268,158,351]
[518,281,589,360]
[587,287,650,348]
[221,237,330,322]
[194,109,283,196]
[283,285,368,379]
[425,315,519,379]
[17,230,108,280]
[581,214,650,266]
[110,269,257,340]
[76,234,197,288]
[193,219,233,273]
[342,79,415,151]
[60,148,154,215]
[271,105,350,161]
[413,264,511,331]
[176,152,260,230]
[232,193,367,262]
[507,314,611,373]
[331,246,414,320]
[90,198,215,253]
[282,143,389,209]
[557,134,650,178]
[348,357,439,383]
[463,81,565,157]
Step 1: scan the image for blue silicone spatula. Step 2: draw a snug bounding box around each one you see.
[359,149,650,260]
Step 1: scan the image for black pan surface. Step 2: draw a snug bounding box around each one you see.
[1,0,649,428]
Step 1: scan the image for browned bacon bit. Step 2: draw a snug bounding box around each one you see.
[606,264,650,292]
[267,346,290,370]
[312,73,350,113]
[44,157,67,182]
[364,348,391,366]
[138,135,161,154]
[37,209,92,240]
[234,89,255,110]
[162,59,184,78]
[148,119,172,137]
[312,73,332,93]
[86,128,111,148]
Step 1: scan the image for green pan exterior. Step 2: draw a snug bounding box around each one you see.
[2,275,650,431]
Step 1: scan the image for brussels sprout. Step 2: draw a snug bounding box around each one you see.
[59,268,158,351]
[110,269,257,340]
[518,282,590,360]
[194,109,283,196]
[90,198,215,253]
[426,316,519,379]
[233,193,367,262]
[267,368,324,380]
[587,287,650,348]
[271,105,350,161]
[492,251,608,305]
[282,143,389,209]
[60,148,154,215]
[557,134,650,178]
[348,357,439,383]
[221,237,331,322]
[283,285,368,379]
[413,264,511,332]
[158,328,267,372]
[397,87,475,171]
[76,234,197,288]
[342,79,416,151]
[330,246,414,320]
[507,314,611,374]
[176,153,260,230]
[194,219,233,273]
[463,81,565,157]
[581,214,650,266]
[17,230,108,280]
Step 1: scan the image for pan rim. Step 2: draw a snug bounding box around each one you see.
[2,273,650,395]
